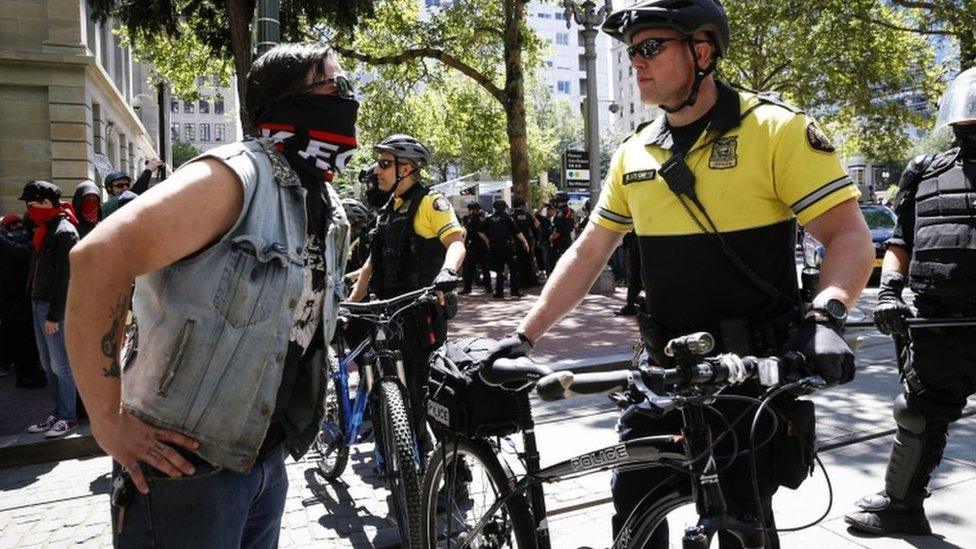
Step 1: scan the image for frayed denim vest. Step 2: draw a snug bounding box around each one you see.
[122,139,349,472]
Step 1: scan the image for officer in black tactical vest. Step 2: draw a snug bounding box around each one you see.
[349,134,465,450]
[460,201,492,295]
[511,196,540,288]
[549,192,575,269]
[846,67,976,536]
[479,199,530,298]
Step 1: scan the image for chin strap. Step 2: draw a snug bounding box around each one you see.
[660,39,717,114]
[392,158,420,197]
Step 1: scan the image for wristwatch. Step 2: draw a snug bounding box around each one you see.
[808,297,848,331]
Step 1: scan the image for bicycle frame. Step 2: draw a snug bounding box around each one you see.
[323,336,373,447]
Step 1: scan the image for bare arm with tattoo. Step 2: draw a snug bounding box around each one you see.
[65,158,243,494]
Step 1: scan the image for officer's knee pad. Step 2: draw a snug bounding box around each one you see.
[893,393,926,435]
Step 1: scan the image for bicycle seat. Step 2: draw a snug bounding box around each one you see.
[480,357,553,392]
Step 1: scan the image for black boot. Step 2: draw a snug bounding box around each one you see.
[845,492,931,535]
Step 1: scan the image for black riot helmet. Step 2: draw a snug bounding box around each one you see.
[466,200,481,211]
[492,199,508,213]
[551,192,569,205]
[602,0,729,113]
[512,196,526,209]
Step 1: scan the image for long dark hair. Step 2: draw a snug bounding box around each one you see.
[245,43,334,127]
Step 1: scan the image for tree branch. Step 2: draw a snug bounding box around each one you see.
[332,45,505,103]
[854,12,955,36]
[890,0,938,10]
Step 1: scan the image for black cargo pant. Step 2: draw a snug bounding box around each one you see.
[462,244,491,292]
[612,387,780,548]
[488,241,519,297]
[515,238,538,288]
[894,318,976,500]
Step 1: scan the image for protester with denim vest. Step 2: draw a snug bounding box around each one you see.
[65,44,355,548]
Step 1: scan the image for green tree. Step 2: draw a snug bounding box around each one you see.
[171,137,201,169]
[90,0,373,132]
[325,0,544,198]
[722,0,944,162]
[859,0,976,67]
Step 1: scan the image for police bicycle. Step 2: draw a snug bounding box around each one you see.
[313,284,441,547]
[420,333,828,549]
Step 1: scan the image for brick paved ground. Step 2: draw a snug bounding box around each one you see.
[0,372,54,437]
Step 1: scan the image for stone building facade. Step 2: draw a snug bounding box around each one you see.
[0,0,167,213]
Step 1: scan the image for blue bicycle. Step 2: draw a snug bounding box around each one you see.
[314,285,439,547]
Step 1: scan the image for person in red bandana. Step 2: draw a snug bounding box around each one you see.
[18,180,80,438]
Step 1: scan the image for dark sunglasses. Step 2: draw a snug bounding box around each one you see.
[626,37,686,60]
[377,159,396,170]
[299,74,356,100]
[113,182,131,189]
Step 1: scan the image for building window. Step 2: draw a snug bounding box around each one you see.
[200,123,211,142]
[170,99,179,113]
[425,0,439,6]
[538,12,550,18]
[183,100,194,113]
[214,94,224,115]
[630,103,634,114]
[555,33,569,46]
[185,124,195,142]
[555,12,565,20]
[557,81,571,94]
[849,166,865,186]
[545,60,553,67]
[215,123,226,142]
[199,98,210,114]
[171,123,180,138]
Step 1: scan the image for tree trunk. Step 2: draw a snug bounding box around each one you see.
[503,0,530,200]
[226,0,255,135]
[960,29,975,69]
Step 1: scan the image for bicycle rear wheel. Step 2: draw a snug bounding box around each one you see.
[377,379,424,547]
[422,438,535,549]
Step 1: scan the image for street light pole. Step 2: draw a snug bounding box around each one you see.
[256,0,281,56]
[563,0,613,203]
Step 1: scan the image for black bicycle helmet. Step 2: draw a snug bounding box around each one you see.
[512,196,526,208]
[372,134,430,168]
[493,199,508,213]
[466,200,481,210]
[341,198,369,225]
[602,0,730,57]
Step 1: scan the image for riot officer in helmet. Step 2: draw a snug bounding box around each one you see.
[846,67,976,536]
[460,200,492,295]
[548,192,574,270]
[478,199,530,298]
[511,196,540,288]
[349,134,465,452]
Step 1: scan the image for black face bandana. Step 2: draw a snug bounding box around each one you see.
[953,124,976,161]
[256,93,360,186]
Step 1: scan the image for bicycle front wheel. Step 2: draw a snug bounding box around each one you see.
[377,379,424,547]
[614,487,693,549]
[422,438,535,549]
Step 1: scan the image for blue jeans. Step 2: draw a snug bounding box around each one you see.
[32,300,76,421]
[113,447,289,548]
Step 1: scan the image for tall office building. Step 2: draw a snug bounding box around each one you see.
[0,0,168,212]
[168,77,242,155]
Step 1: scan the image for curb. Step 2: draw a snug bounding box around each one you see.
[0,425,103,469]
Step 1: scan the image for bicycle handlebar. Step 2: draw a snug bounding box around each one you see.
[536,354,806,402]
[846,316,976,329]
[339,285,437,317]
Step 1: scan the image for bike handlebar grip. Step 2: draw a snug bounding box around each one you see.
[536,371,574,401]
[562,370,635,397]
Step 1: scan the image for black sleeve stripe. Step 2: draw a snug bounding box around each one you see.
[597,207,633,225]
[437,223,460,237]
[790,176,854,215]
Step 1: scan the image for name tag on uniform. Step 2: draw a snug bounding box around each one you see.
[623,169,656,185]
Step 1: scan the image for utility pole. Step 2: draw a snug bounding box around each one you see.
[255,0,281,56]
[563,0,613,203]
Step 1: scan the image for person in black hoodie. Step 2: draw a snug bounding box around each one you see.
[0,214,45,388]
[72,181,102,239]
[19,180,81,437]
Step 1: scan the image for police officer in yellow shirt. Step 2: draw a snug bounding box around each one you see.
[485,1,874,546]
[350,134,465,451]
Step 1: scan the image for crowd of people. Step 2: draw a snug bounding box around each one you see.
[0,160,161,438]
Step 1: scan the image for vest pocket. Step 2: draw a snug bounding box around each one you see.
[213,235,291,328]
[157,319,195,396]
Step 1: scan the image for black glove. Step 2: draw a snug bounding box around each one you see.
[486,332,534,365]
[873,271,912,336]
[432,268,461,292]
[782,317,855,387]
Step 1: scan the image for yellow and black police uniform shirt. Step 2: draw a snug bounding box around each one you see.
[392,191,464,242]
[591,82,860,332]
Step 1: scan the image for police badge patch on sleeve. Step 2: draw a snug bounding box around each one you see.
[709,136,738,169]
[433,196,451,211]
[806,122,835,153]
